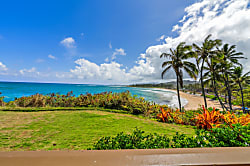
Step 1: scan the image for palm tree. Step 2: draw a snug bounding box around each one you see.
[230,67,250,113]
[160,42,198,112]
[203,63,228,111]
[217,44,245,111]
[193,34,222,108]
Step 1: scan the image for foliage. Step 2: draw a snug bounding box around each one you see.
[92,128,170,150]
[232,86,250,107]
[156,107,184,124]
[92,125,250,149]
[157,106,250,129]
[160,42,198,112]
[0,91,166,117]
[193,124,250,147]
[194,106,250,130]
[194,106,224,130]
[0,92,4,107]
[223,112,250,127]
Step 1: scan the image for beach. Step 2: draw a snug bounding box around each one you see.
[164,89,222,110]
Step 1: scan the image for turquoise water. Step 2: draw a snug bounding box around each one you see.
[0,82,187,107]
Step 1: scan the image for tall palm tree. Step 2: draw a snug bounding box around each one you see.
[230,67,250,113]
[203,63,228,111]
[160,42,198,112]
[217,44,245,111]
[193,34,221,108]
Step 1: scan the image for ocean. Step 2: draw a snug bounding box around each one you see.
[0,82,188,108]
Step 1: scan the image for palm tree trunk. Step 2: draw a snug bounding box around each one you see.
[224,92,227,103]
[176,76,182,112]
[225,73,233,111]
[200,58,207,108]
[212,78,228,111]
[238,82,246,113]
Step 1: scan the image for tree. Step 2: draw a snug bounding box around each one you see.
[193,34,222,109]
[217,44,245,111]
[203,62,228,111]
[230,66,250,113]
[160,42,198,112]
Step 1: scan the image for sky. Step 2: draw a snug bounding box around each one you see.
[0,0,250,84]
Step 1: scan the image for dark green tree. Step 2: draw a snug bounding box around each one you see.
[230,66,250,113]
[217,44,245,111]
[193,34,222,109]
[160,42,198,112]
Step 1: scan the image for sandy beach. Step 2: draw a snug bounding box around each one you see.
[164,89,222,110]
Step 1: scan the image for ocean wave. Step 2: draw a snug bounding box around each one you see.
[140,88,188,107]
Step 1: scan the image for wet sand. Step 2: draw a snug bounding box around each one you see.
[0,147,249,166]
[164,89,223,110]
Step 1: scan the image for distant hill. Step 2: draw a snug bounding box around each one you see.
[128,80,197,89]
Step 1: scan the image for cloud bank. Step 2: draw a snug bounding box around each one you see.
[69,0,250,84]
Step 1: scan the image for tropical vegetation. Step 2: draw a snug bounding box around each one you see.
[160,42,198,112]
[92,124,249,150]
[160,34,250,113]
[0,34,249,151]
[0,91,165,117]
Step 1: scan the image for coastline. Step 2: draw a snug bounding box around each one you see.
[154,88,222,110]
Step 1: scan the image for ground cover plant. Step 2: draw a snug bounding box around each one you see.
[92,124,249,150]
[0,110,194,151]
[159,35,250,113]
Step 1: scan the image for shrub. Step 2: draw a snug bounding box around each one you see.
[2,91,166,117]
[92,128,170,150]
[91,125,250,150]
[194,106,224,130]
[223,112,250,127]
[194,124,250,147]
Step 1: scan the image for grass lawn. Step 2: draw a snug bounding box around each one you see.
[0,109,195,151]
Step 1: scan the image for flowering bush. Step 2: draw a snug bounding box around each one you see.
[156,107,184,124]
[157,106,250,130]
[1,91,166,117]
[194,106,224,130]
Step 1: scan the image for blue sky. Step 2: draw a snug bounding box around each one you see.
[0,0,250,84]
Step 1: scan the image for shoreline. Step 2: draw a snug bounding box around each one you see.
[151,88,222,110]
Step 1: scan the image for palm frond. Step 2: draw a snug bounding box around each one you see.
[161,65,172,79]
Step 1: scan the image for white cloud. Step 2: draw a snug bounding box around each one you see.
[172,25,180,32]
[156,35,165,41]
[0,62,8,71]
[111,48,126,60]
[130,0,250,81]
[60,37,76,48]
[19,67,39,76]
[68,0,250,84]
[109,42,112,49]
[13,0,249,84]
[48,54,56,60]
[70,58,137,83]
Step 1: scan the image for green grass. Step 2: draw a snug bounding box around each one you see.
[0,109,195,151]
